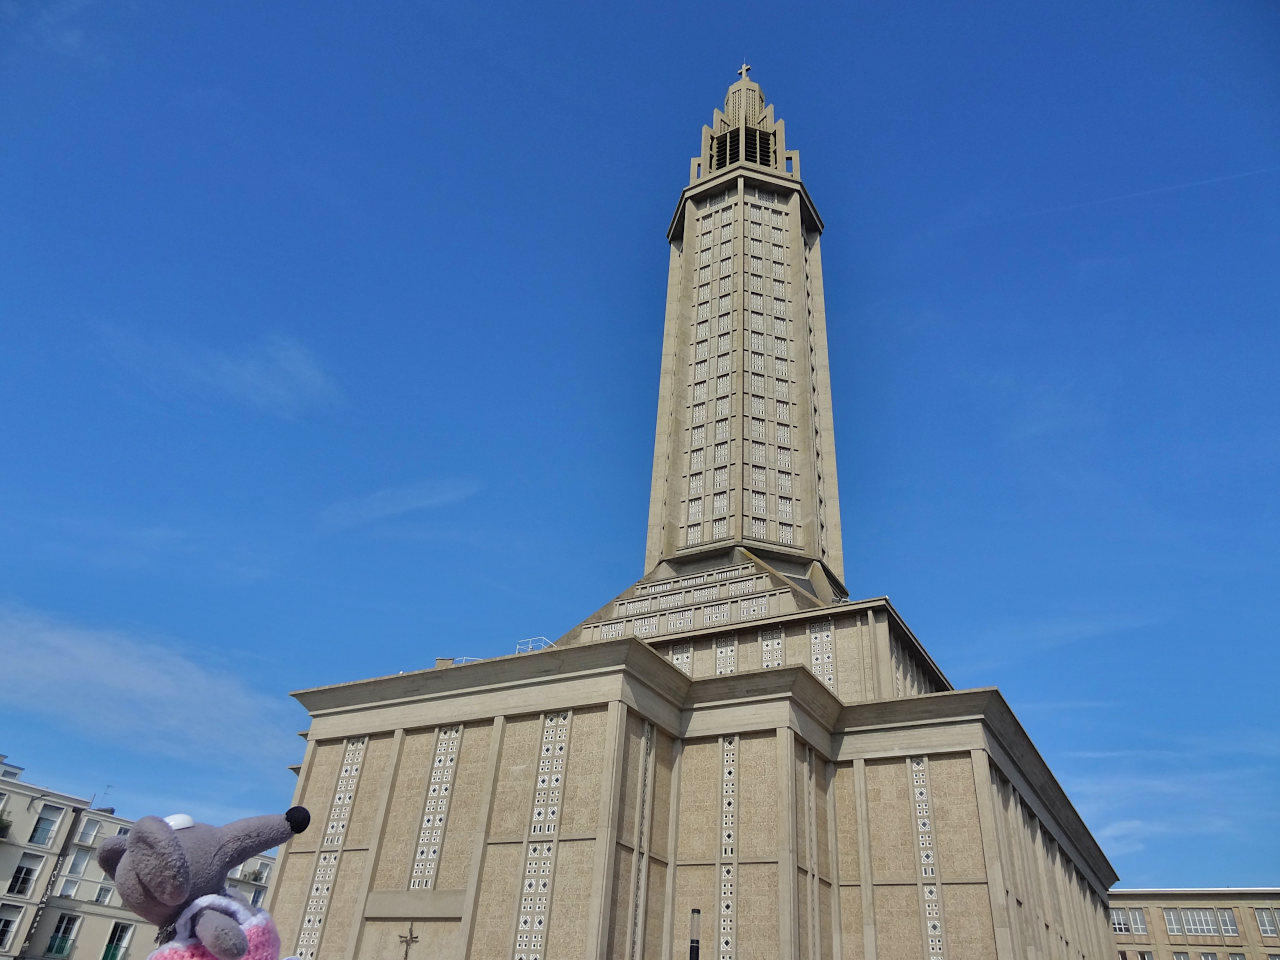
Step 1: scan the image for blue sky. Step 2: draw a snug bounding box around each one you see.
[1,1,1277,888]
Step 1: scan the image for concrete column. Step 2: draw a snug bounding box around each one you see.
[461,717,505,960]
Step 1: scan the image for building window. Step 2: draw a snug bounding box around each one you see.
[8,853,42,896]
[1130,909,1147,934]
[778,448,792,469]
[0,906,20,952]
[749,331,764,352]
[717,333,731,352]
[1257,908,1278,937]
[1183,909,1219,936]
[94,884,114,905]
[1138,954,1154,960]
[67,848,90,877]
[75,818,101,845]
[778,471,793,494]
[692,402,706,423]
[779,523,794,545]
[751,491,766,514]
[1229,955,1246,960]
[750,395,765,417]
[712,518,727,539]
[1199,954,1218,960]
[750,418,764,440]
[29,804,64,846]
[751,465,766,488]
[688,499,702,522]
[690,449,704,471]
[716,397,730,418]
[716,419,730,442]
[776,400,790,420]
[1218,909,1238,936]
[1111,909,1131,934]
[58,878,79,897]
[690,473,704,496]
[1173,954,1190,960]
[47,913,78,959]
[714,443,729,465]
[713,492,728,515]
[750,352,765,373]
[775,378,789,400]
[691,425,705,447]
[778,497,793,520]
[103,922,133,960]
[777,423,790,445]
[693,379,708,402]
[751,518,766,539]
[251,888,265,907]
[686,525,702,546]
[713,466,727,489]
[695,339,709,360]
[716,374,730,395]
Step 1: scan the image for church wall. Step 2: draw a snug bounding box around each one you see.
[545,839,594,960]
[437,720,492,889]
[372,728,434,890]
[469,841,522,960]
[487,715,540,843]
[737,862,780,960]
[561,706,607,837]
[736,731,777,861]
[358,919,459,960]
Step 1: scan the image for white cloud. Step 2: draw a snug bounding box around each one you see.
[318,479,479,533]
[104,328,340,419]
[0,606,302,771]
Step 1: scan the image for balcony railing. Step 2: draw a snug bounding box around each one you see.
[46,934,76,958]
[101,943,124,960]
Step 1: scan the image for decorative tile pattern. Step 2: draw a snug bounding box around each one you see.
[911,756,946,960]
[719,736,738,960]
[513,712,573,960]
[761,627,784,668]
[808,620,836,691]
[296,736,366,959]
[410,725,462,889]
[670,642,693,675]
[714,637,737,675]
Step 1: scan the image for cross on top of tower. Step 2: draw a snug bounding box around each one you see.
[738,61,751,80]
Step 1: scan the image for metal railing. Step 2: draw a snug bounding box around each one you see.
[45,934,75,958]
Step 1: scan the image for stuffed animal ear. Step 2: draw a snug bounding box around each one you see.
[130,816,191,906]
[97,837,127,879]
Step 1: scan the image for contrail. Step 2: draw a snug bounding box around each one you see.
[1016,164,1280,219]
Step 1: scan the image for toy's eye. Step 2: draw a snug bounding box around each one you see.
[164,814,195,830]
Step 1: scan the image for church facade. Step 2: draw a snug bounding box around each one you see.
[268,72,1117,960]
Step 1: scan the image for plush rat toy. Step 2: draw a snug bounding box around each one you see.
[97,807,309,960]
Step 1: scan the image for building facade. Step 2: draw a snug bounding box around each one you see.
[269,72,1118,960]
[1109,889,1280,960]
[0,756,274,960]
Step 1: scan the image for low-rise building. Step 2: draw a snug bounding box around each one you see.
[1111,889,1280,960]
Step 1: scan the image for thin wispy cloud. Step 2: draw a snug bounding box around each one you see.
[318,479,480,533]
[0,606,301,771]
[1017,165,1280,220]
[949,612,1157,675]
[105,328,340,419]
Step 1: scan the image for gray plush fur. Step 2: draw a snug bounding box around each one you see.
[98,807,309,960]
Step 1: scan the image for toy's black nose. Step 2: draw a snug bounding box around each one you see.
[285,807,310,834]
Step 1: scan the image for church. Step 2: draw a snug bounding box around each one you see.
[267,70,1118,960]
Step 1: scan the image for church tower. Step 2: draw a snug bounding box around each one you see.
[645,65,843,581]
[271,73,1118,960]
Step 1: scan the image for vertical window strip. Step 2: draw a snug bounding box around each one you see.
[512,711,573,960]
[626,723,654,960]
[297,736,367,960]
[808,620,836,691]
[410,725,463,889]
[761,626,784,668]
[912,756,946,960]
[715,637,737,675]
[719,736,738,960]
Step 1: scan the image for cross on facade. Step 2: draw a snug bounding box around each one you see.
[398,923,419,960]
[737,62,751,80]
